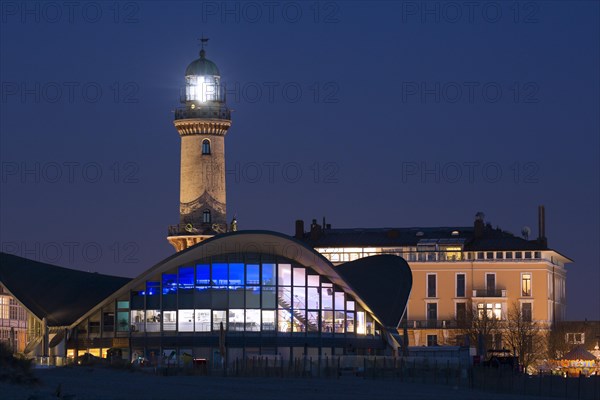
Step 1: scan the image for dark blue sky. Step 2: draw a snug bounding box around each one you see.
[1,1,598,320]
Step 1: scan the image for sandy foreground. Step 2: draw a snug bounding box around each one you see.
[0,366,558,400]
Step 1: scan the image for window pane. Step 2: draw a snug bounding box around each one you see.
[307,287,319,309]
[322,286,333,309]
[229,309,244,332]
[427,303,437,320]
[522,303,532,322]
[356,312,366,335]
[278,287,292,308]
[116,311,129,332]
[486,274,496,292]
[262,310,275,331]
[229,263,244,285]
[307,275,320,287]
[293,310,306,332]
[212,263,228,286]
[334,311,345,333]
[278,264,291,286]
[293,287,306,310]
[293,268,306,286]
[229,286,244,308]
[456,303,466,322]
[146,310,160,332]
[427,275,436,297]
[335,292,345,311]
[163,311,176,331]
[307,311,319,332]
[212,310,226,331]
[456,274,465,297]
[245,286,260,308]
[262,264,275,285]
[346,312,355,332]
[146,281,160,296]
[196,264,210,285]
[117,300,130,309]
[522,274,532,296]
[278,309,291,332]
[178,310,194,332]
[346,301,355,311]
[246,309,260,332]
[322,310,334,333]
[195,309,210,332]
[246,264,260,285]
[262,286,276,308]
[179,266,194,289]
[162,274,177,295]
[131,310,145,332]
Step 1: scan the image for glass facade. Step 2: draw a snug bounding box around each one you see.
[106,259,375,337]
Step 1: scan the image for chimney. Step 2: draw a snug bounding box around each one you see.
[310,218,322,241]
[295,220,304,239]
[474,212,485,238]
[538,205,547,247]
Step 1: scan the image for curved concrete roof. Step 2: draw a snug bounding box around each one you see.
[71,231,412,333]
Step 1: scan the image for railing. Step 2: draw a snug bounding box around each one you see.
[320,250,548,264]
[174,106,231,121]
[168,223,219,236]
[404,320,463,329]
[472,289,507,298]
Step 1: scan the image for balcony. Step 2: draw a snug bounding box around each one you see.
[404,320,462,329]
[174,105,231,121]
[472,289,507,298]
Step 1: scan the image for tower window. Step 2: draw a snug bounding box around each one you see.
[202,139,211,155]
[203,210,211,224]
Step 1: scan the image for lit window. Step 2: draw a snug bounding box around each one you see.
[494,303,502,320]
[478,303,502,320]
[202,139,211,155]
[203,210,211,224]
[566,333,585,344]
[521,273,532,297]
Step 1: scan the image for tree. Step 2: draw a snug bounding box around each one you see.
[503,302,548,373]
[546,321,571,360]
[456,302,503,354]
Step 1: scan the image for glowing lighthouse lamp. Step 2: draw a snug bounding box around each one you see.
[184,38,223,105]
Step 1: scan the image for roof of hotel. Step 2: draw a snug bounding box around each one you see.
[0,253,131,327]
[299,226,550,251]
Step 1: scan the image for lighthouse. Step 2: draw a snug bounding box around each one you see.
[167,39,232,252]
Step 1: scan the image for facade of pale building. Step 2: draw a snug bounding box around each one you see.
[296,211,571,350]
[0,283,27,353]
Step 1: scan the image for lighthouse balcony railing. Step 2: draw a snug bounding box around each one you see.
[168,224,204,236]
[174,106,231,120]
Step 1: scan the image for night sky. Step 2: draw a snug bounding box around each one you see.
[1,1,598,320]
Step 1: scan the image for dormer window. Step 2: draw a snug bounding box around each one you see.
[203,210,211,224]
[202,139,211,155]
